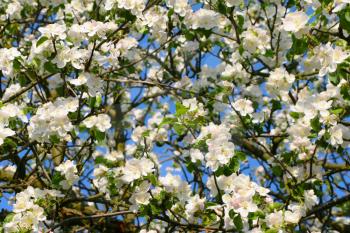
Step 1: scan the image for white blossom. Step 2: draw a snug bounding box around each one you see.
[83,114,112,132]
[55,160,79,189]
[282,11,309,38]
[121,158,155,182]
[189,9,219,30]
[233,98,254,117]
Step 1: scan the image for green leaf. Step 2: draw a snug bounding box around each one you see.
[287,35,308,60]
[88,97,97,108]
[13,58,22,71]
[286,0,296,8]
[329,72,340,84]
[3,213,15,223]
[95,95,102,107]
[95,156,109,165]
[267,202,283,212]
[186,161,196,173]
[272,166,283,176]
[330,108,344,116]
[44,61,59,73]
[36,36,49,47]
[237,15,245,34]
[248,211,265,220]
[51,172,65,188]
[229,209,236,219]
[228,157,240,173]
[150,203,161,215]
[159,117,177,127]
[175,102,189,117]
[310,116,322,132]
[289,111,301,119]
[271,99,282,111]
[49,135,60,144]
[215,157,240,176]
[139,205,152,217]
[235,151,247,161]
[233,214,244,231]
[173,123,186,135]
[339,7,350,32]
[264,49,275,58]
[217,0,227,14]
[340,84,350,101]
[205,202,218,208]
[3,138,17,150]
[93,129,106,143]
[167,8,174,17]
[265,229,279,233]
[147,174,158,186]
[142,130,150,137]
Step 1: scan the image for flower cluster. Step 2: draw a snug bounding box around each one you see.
[4,187,63,232]
[28,97,79,142]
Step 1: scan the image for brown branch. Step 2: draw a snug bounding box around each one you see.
[2,73,57,104]
[304,194,350,218]
[51,210,137,230]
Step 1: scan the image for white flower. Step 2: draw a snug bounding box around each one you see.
[6,0,23,18]
[52,46,71,68]
[131,126,147,142]
[71,72,103,96]
[266,210,283,228]
[209,173,271,221]
[117,0,146,15]
[2,84,22,101]
[266,67,295,99]
[226,0,242,7]
[333,0,350,12]
[5,187,62,232]
[242,26,270,53]
[159,173,191,201]
[129,181,152,212]
[52,46,89,70]
[13,194,34,213]
[328,124,350,146]
[329,124,344,145]
[304,189,318,210]
[0,48,21,77]
[0,101,23,123]
[121,158,155,182]
[197,123,235,171]
[166,0,190,16]
[115,37,139,54]
[190,148,204,163]
[282,11,309,38]
[27,98,78,142]
[81,20,118,37]
[182,98,206,116]
[105,151,124,161]
[189,9,219,30]
[69,73,88,86]
[284,204,305,224]
[104,0,117,10]
[0,124,15,145]
[140,230,158,233]
[233,98,254,116]
[55,160,79,189]
[185,194,206,221]
[223,193,258,218]
[314,43,349,76]
[83,114,111,132]
[38,23,67,40]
